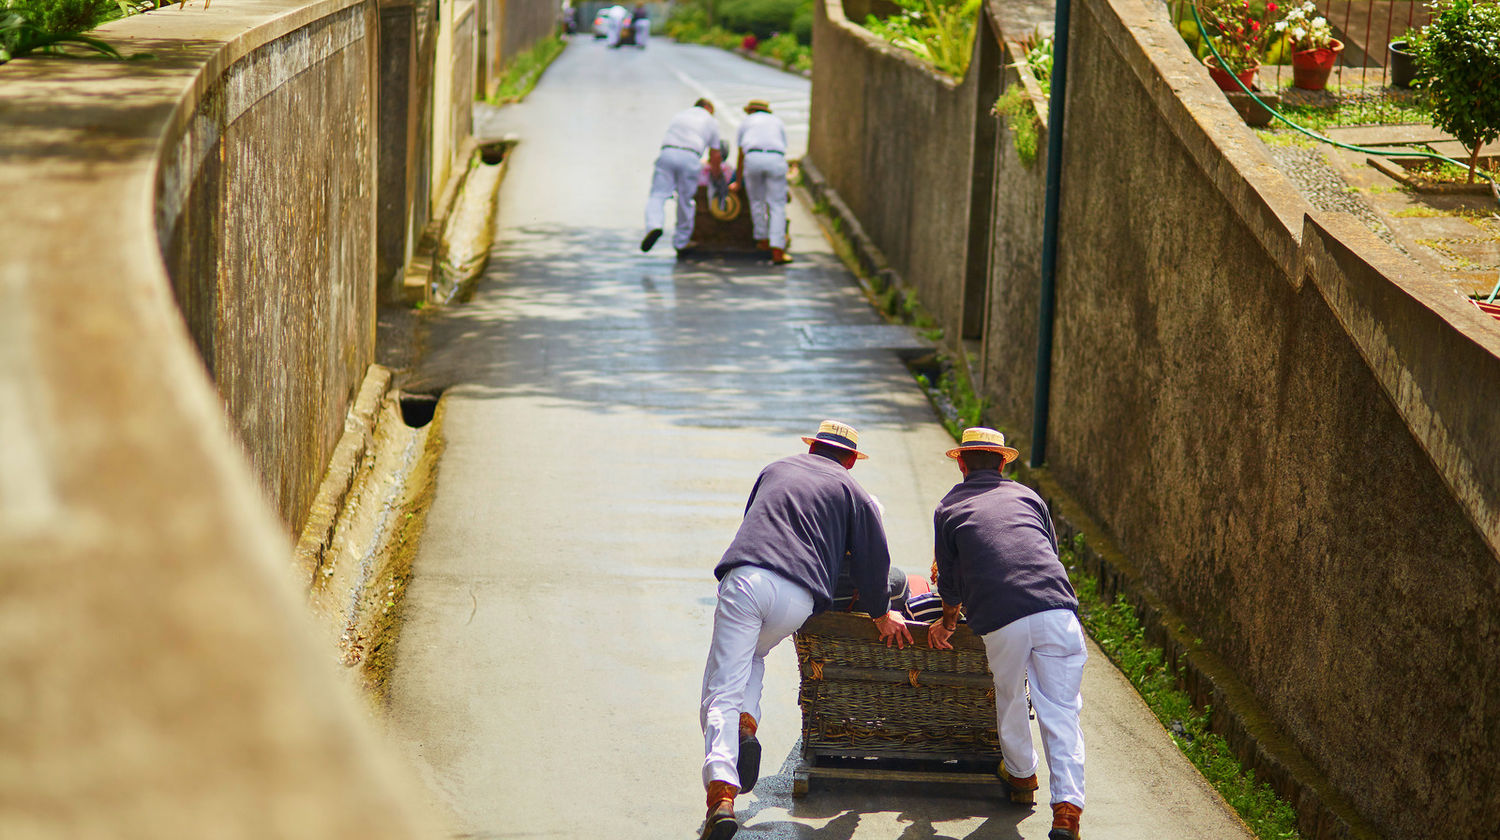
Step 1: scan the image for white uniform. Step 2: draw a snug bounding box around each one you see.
[645,106,721,249]
[735,111,789,250]
[700,565,813,787]
[605,5,627,46]
[983,609,1087,807]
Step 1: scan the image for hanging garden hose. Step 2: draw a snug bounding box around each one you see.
[1189,3,1500,303]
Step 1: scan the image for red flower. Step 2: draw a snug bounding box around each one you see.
[1267,2,1277,9]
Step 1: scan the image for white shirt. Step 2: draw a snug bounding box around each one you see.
[660,106,721,156]
[736,111,787,154]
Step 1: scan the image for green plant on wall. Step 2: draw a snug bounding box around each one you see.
[992,37,1051,167]
[1408,0,1500,184]
[863,0,981,77]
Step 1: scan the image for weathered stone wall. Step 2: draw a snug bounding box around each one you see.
[810,0,1500,836]
[499,0,560,68]
[809,0,978,340]
[0,0,437,834]
[979,38,1048,425]
[159,2,378,535]
[1050,1,1500,835]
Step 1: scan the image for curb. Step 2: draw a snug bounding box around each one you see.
[732,46,811,79]
[292,364,392,588]
[798,158,905,301]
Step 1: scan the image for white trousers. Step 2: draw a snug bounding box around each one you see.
[633,18,650,45]
[700,565,814,788]
[981,608,1087,808]
[645,147,701,249]
[742,152,789,249]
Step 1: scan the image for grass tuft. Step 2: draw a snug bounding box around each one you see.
[486,33,566,105]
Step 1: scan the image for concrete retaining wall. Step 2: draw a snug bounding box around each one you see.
[809,0,1500,836]
[0,1,439,833]
[808,0,979,340]
[158,1,378,534]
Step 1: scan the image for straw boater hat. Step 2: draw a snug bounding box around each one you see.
[801,420,868,460]
[945,427,1020,464]
[744,98,772,114]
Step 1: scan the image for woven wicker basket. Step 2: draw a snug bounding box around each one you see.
[794,611,1001,764]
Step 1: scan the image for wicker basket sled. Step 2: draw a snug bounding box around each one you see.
[791,611,1007,796]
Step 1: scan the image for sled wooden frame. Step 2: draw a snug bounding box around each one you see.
[791,611,1007,796]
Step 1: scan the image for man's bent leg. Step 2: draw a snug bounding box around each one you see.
[701,568,769,788]
[744,163,770,243]
[764,163,789,250]
[983,619,1041,780]
[672,157,700,249]
[1027,609,1087,809]
[645,155,675,236]
[734,568,812,793]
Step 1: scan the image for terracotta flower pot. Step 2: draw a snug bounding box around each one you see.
[1203,55,1258,92]
[1291,38,1344,90]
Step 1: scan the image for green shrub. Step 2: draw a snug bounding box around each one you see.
[717,0,801,40]
[791,4,812,45]
[1409,0,1500,183]
[0,0,131,62]
[863,0,980,77]
[993,83,1040,165]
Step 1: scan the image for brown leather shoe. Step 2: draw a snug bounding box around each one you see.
[1049,801,1082,840]
[997,761,1039,805]
[755,239,771,250]
[770,248,793,265]
[700,781,739,840]
[737,713,761,793]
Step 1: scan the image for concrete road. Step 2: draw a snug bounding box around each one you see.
[387,36,1255,840]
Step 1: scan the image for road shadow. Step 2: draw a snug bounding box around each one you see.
[403,223,929,436]
[698,742,1029,840]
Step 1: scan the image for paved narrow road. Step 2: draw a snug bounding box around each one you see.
[387,36,1255,840]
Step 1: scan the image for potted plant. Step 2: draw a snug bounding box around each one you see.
[1408,0,1500,184]
[1387,35,1416,89]
[1275,1,1342,90]
[1193,0,1279,91]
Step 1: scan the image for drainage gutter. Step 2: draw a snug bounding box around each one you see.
[1030,0,1071,468]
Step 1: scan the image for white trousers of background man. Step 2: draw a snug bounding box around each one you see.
[645,146,702,249]
[700,565,814,788]
[981,608,1087,807]
[741,151,788,250]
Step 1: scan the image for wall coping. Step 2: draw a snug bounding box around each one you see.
[0,2,434,830]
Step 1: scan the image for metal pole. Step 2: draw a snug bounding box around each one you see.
[1030,0,1071,469]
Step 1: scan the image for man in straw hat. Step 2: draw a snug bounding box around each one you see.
[927,428,1086,840]
[729,98,792,265]
[698,420,913,840]
[642,98,723,255]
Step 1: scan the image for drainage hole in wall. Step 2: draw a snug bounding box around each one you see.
[399,392,441,428]
[479,139,515,166]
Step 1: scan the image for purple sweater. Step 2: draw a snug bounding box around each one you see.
[715,453,893,616]
[933,470,1077,635]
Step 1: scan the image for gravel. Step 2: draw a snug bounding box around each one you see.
[1264,144,1403,251]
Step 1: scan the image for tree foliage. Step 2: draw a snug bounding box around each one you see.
[1410,0,1500,182]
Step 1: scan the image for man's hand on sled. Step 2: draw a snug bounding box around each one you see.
[873,611,914,649]
[927,619,954,650]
